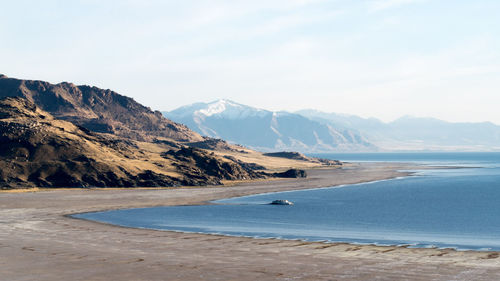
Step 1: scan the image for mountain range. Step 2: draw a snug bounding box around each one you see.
[0,75,330,189]
[165,100,500,152]
[298,110,500,152]
[164,100,374,153]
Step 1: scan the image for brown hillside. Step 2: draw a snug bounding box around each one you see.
[0,97,267,188]
[0,74,202,142]
[0,75,339,189]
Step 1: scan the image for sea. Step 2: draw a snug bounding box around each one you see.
[73,152,500,251]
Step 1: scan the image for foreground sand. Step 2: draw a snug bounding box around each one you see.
[1,163,499,281]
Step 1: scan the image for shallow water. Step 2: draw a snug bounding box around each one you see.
[74,153,500,251]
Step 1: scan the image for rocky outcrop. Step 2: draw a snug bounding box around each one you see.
[162,147,267,185]
[263,152,310,161]
[273,169,307,178]
[0,75,203,142]
[223,155,266,171]
[187,137,247,153]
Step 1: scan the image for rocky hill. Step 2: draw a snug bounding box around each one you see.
[0,97,277,188]
[0,74,202,142]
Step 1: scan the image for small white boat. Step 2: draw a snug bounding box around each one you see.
[270,199,293,205]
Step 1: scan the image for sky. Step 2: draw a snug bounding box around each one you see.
[1,0,499,124]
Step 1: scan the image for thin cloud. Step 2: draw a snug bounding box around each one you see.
[368,0,427,12]
[1,0,499,124]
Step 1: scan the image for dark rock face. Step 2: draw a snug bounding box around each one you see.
[187,137,246,152]
[0,75,203,142]
[263,152,310,161]
[162,147,267,185]
[273,169,307,178]
[223,155,266,171]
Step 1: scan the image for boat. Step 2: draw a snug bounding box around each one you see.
[270,199,293,205]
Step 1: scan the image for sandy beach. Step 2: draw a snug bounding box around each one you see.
[1,163,500,281]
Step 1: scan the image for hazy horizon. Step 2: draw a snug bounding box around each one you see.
[166,98,500,125]
[2,1,499,124]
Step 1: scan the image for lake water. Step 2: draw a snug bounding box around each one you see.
[73,152,500,251]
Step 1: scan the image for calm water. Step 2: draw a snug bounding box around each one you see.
[74,153,500,251]
[310,152,500,167]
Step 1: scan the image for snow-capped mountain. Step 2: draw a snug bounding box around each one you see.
[164,100,375,153]
[165,100,500,152]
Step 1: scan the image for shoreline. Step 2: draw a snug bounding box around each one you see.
[2,162,500,280]
[70,165,487,253]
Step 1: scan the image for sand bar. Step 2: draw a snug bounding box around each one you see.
[1,163,500,281]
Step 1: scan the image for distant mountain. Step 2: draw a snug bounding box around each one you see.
[164,100,375,153]
[297,110,500,151]
[0,74,202,142]
[164,99,500,152]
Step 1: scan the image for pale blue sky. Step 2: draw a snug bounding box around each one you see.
[1,0,499,123]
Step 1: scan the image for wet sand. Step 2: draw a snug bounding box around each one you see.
[1,163,500,281]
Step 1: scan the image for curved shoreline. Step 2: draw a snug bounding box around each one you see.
[2,163,500,280]
[70,166,491,253]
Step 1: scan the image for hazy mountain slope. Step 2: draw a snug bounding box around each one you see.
[296,110,386,133]
[297,110,500,151]
[0,74,202,142]
[164,100,375,153]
